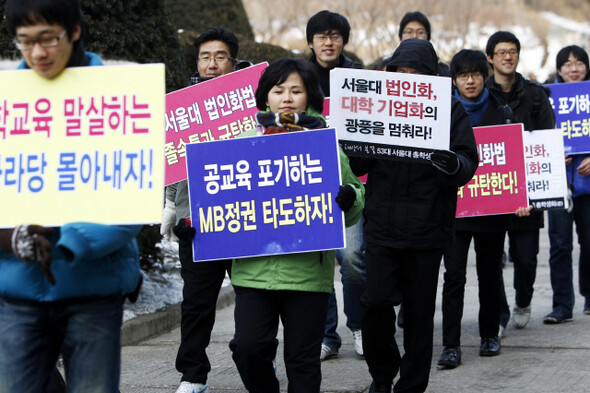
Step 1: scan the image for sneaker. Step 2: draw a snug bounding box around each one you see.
[584,298,590,315]
[543,309,573,324]
[438,346,461,369]
[320,343,338,361]
[352,330,364,358]
[176,381,209,393]
[513,305,531,329]
[479,336,501,356]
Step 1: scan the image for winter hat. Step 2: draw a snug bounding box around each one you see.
[386,38,438,76]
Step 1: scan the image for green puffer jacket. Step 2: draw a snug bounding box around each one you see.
[231,119,364,294]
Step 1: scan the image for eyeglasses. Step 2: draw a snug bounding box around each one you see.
[562,61,586,71]
[456,72,483,81]
[13,30,67,51]
[313,33,343,43]
[493,49,518,58]
[197,55,234,64]
[402,29,428,38]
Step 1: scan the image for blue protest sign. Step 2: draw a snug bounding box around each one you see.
[185,128,345,261]
[546,80,590,154]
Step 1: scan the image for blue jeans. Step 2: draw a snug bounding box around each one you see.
[548,195,590,313]
[0,295,124,393]
[323,216,367,349]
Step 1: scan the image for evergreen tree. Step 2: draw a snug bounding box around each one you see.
[166,0,254,41]
[82,0,187,92]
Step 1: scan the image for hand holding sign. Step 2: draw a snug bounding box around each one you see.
[431,149,459,175]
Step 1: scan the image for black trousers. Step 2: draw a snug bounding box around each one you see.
[441,231,505,347]
[361,244,442,393]
[230,286,329,393]
[175,240,232,383]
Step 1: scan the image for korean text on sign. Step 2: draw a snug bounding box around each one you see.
[546,80,590,154]
[522,128,569,211]
[0,64,165,227]
[456,124,528,218]
[330,68,451,163]
[165,62,268,185]
[185,128,345,262]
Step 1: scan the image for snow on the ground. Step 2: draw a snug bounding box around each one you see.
[123,238,231,322]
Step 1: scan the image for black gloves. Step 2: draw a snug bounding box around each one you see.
[0,225,55,285]
[430,149,460,175]
[173,218,196,264]
[335,185,356,213]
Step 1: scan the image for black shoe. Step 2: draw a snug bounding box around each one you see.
[479,336,501,356]
[438,346,461,368]
[369,380,392,393]
[543,308,573,324]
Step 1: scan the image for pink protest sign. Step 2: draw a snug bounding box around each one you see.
[456,123,528,218]
[164,62,267,185]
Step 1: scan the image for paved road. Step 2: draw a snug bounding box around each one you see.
[120,224,590,392]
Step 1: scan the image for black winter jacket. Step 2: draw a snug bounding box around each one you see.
[485,72,556,231]
[351,39,478,249]
[309,54,364,97]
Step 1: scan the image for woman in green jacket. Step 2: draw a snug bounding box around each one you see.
[229,58,364,393]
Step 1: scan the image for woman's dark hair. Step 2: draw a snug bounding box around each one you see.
[556,45,590,83]
[255,58,324,113]
[306,10,351,45]
[398,11,431,41]
[450,49,489,81]
[6,0,88,67]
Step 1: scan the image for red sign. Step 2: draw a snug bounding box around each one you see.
[456,123,528,217]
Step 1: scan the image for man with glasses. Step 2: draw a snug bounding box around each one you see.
[485,31,555,332]
[397,11,451,77]
[0,0,142,392]
[306,10,364,97]
[398,11,430,41]
[437,50,511,369]
[160,27,249,393]
[305,10,367,362]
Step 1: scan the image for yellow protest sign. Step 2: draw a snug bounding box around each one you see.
[0,64,165,228]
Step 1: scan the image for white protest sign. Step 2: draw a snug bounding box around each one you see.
[330,68,451,162]
[522,129,569,210]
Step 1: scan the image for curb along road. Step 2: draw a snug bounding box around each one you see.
[121,285,235,346]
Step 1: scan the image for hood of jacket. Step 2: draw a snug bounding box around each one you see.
[386,38,438,76]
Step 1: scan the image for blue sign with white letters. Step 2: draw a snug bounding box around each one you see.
[185,128,345,261]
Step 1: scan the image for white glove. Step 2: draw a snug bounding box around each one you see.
[160,199,178,241]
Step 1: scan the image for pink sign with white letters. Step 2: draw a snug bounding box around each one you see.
[164,62,267,185]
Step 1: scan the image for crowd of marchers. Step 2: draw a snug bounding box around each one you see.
[2,2,589,393]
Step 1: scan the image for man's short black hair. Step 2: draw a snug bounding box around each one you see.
[485,31,520,58]
[255,58,324,113]
[556,45,590,83]
[6,0,81,40]
[194,27,239,60]
[398,11,431,41]
[450,49,489,81]
[306,10,351,45]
